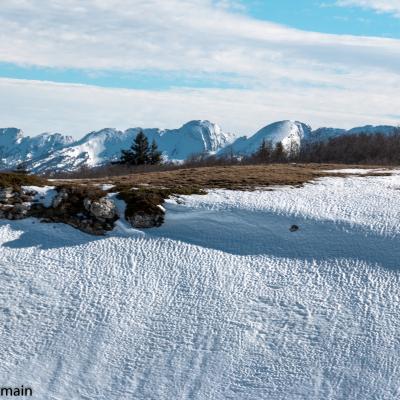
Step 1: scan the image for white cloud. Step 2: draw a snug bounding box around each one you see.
[0,0,399,75]
[0,78,398,138]
[337,0,400,17]
[0,0,399,135]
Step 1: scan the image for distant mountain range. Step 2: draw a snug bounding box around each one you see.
[0,120,398,173]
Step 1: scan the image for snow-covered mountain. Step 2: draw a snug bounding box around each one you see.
[219,121,312,156]
[0,128,74,169]
[0,120,233,173]
[310,125,398,142]
[219,121,399,157]
[0,120,398,173]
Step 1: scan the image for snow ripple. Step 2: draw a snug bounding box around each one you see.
[0,172,400,399]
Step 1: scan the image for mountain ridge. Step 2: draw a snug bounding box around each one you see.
[0,120,398,173]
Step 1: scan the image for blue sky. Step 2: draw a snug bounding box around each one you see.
[0,0,399,137]
[244,1,400,38]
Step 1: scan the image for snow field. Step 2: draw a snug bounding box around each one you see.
[1,170,400,399]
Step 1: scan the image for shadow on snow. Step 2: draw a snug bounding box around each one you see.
[148,204,400,270]
[1,205,399,271]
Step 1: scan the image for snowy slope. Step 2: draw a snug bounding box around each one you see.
[156,120,233,160]
[0,128,73,169]
[219,120,312,156]
[1,171,400,399]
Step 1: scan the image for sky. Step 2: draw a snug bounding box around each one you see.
[0,0,399,138]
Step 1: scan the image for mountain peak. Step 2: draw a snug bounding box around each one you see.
[0,120,398,173]
[0,127,24,145]
[221,120,311,156]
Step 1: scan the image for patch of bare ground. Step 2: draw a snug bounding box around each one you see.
[47,164,395,228]
[0,165,394,233]
[53,164,395,193]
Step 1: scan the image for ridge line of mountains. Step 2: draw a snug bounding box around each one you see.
[0,120,398,173]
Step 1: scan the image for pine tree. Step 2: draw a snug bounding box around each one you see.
[120,130,150,165]
[120,148,135,165]
[272,141,286,163]
[255,139,272,163]
[149,139,162,165]
[132,130,150,165]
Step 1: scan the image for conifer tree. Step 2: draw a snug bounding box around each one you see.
[272,141,286,163]
[120,130,150,165]
[256,139,272,163]
[149,139,162,165]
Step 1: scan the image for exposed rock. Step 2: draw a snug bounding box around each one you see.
[52,189,69,208]
[83,198,91,212]
[127,211,164,229]
[0,185,119,235]
[290,224,299,232]
[0,187,14,203]
[21,188,38,197]
[8,203,31,220]
[85,198,117,220]
[117,190,166,229]
[0,183,169,234]
[20,193,35,202]
[0,204,14,212]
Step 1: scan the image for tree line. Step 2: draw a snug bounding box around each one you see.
[119,129,400,168]
[247,131,400,165]
[296,132,400,164]
[51,129,400,179]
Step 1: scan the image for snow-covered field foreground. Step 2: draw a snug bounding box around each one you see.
[1,171,400,399]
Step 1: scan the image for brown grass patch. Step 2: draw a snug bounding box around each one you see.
[0,172,47,190]
[55,163,394,192]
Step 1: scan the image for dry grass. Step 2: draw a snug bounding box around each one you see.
[49,164,394,220]
[0,172,47,189]
[1,164,392,226]
[55,163,394,192]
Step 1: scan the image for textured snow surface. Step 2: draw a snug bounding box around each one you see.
[1,172,400,399]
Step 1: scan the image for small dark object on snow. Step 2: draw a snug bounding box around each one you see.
[290,225,299,232]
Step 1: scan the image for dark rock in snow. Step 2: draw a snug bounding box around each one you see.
[126,211,164,229]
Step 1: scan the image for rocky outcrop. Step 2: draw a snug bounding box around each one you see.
[0,186,118,235]
[126,211,164,229]
[83,198,116,220]
[36,186,118,235]
[0,188,14,202]
[52,189,69,208]
[0,184,166,234]
[0,187,34,220]
[117,190,166,229]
